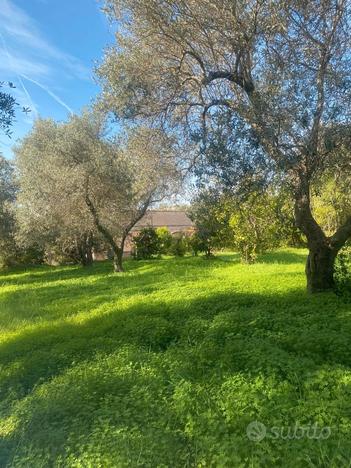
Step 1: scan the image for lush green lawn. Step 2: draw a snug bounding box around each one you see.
[0,249,351,467]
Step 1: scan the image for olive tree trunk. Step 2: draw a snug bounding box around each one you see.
[305,244,337,293]
[76,233,94,267]
[84,190,153,273]
[294,174,351,293]
[113,238,125,273]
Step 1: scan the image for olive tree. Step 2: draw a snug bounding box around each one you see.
[61,113,178,271]
[15,118,96,266]
[15,112,178,272]
[98,0,351,292]
[0,154,17,266]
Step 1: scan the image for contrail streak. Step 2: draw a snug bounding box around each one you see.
[21,74,73,115]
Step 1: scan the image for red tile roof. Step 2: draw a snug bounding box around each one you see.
[132,210,194,231]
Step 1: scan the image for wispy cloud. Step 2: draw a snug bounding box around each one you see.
[0,0,95,154]
[0,0,91,118]
[0,0,90,80]
[0,30,39,120]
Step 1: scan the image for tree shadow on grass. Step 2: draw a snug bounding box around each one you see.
[257,249,308,265]
[0,255,241,333]
[0,254,233,288]
[0,261,118,288]
[1,284,350,398]
[1,286,351,465]
[1,282,351,465]
[1,251,351,465]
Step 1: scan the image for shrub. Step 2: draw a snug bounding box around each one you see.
[188,190,232,257]
[132,227,160,260]
[334,244,351,295]
[187,232,214,257]
[170,234,187,257]
[187,232,201,256]
[156,227,173,254]
[0,242,44,268]
[229,192,282,264]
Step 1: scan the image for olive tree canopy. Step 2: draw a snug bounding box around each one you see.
[0,154,16,266]
[15,111,179,272]
[98,0,351,292]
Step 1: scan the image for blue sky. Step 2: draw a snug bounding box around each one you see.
[0,0,114,158]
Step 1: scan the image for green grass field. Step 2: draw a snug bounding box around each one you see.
[1,249,351,467]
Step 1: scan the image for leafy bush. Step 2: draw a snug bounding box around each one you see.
[156,226,173,254]
[0,237,44,268]
[16,245,44,266]
[334,245,351,295]
[132,227,160,259]
[229,192,282,263]
[187,232,204,256]
[169,234,187,256]
[188,187,299,262]
[188,189,232,257]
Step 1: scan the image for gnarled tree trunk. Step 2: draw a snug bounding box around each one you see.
[294,172,351,293]
[85,233,93,266]
[113,237,126,272]
[76,233,94,267]
[84,183,154,273]
[294,173,336,293]
[84,193,125,272]
[305,242,338,293]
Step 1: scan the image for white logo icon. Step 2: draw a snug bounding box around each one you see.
[246,421,267,442]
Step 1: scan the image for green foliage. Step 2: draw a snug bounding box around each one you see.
[0,89,15,137]
[0,81,30,138]
[155,226,173,254]
[132,227,160,259]
[276,206,306,248]
[189,187,301,262]
[334,245,351,296]
[0,155,17,267]
[1,250,351,466]
[187,232,205,256]
[14,114,178,272]
[169,234,187,257]
[312,170,351,237]
[229,192,282,263]
[0,155,46,269]
[133,227,192,259]
[45,237,92,267]
[0,224,16,268]
[1,244,44,268]
[189,189,232,257]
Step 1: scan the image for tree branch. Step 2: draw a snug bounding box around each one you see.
[293,174,327,246]
[202,69,254,93]
[331,216,351,250]
[84,186,121,257]
[307,1,344,161]
[122,192,154,236]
